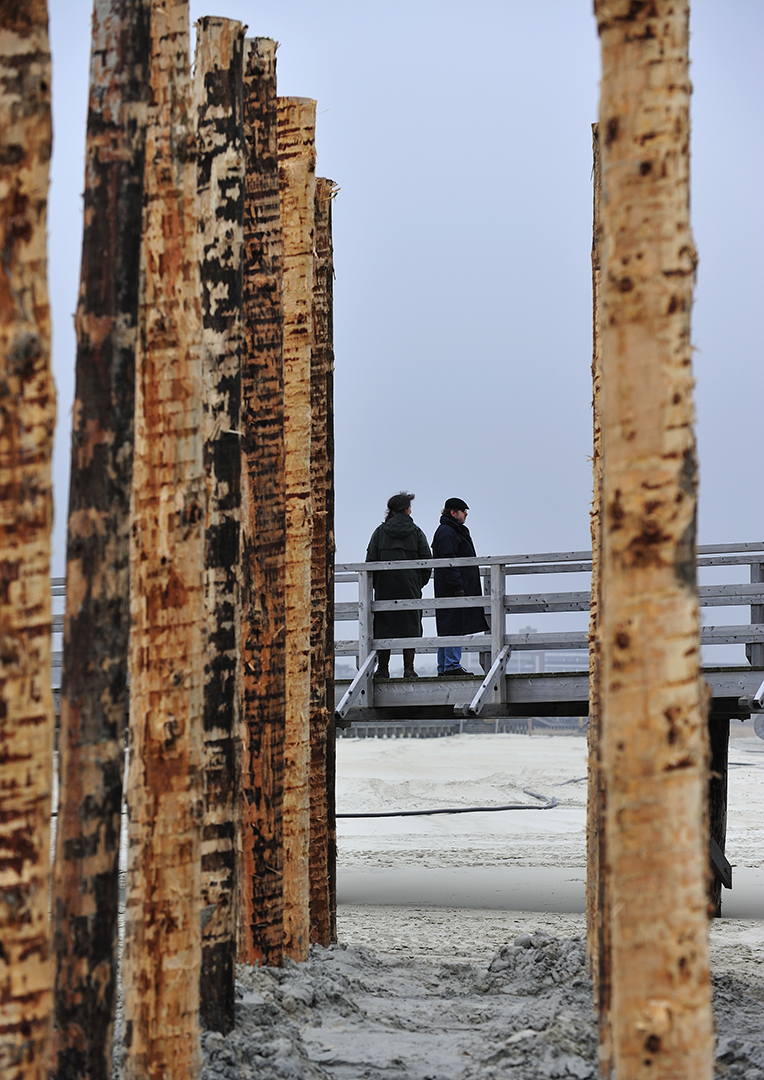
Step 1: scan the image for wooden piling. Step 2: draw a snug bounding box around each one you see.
[122,1,204,1076]
[586,122,612,1054]
[53,3,149,1074]
[278,96,316,963]
[194,15,245,1032]
[309,178,337,946]
[0,4,55,1076]
[595,0,713,1075]
[708,716,730,917]
[239,37,286,967]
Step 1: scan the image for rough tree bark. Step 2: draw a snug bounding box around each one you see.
[309,178,336,946]
[238,37,286,967]
[278,96,316,964]
[53,2,149,1075]
[586,122,611,1044]
[122,2,204,1076]
[194,15,245,1033]
[595,1,713,1077]
[0,3,55,1075]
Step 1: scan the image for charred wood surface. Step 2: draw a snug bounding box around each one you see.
[123,2,204,1076]
[708,717,730,918]
[309,178,336,946]
[586,122,610,1034]
[195,15,245,1034]
[239,38,286,968]
[0,4,55,1076]
[52,2,149,1075]
[278,96,316,963]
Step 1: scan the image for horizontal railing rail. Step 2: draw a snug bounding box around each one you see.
[334,543,764,717]
[49,543,764,718]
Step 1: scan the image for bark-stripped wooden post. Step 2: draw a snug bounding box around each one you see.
[595,1,714,1076]
[0,5,55,1075]
[586,122,611,1038]
[309,178,336,946]
[194,16,245,1032]
[239,37,286,967]
[278,96,316,963]
[53,2,149,1074]
[122,2,204,1076]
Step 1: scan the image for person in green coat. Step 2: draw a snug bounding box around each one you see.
[365,492,432,678]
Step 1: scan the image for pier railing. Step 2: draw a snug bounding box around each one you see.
[49,541,764,721]
[334,542,764,719]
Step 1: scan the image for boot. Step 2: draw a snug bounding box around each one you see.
[375,649,391,679]
[402,649,419,679]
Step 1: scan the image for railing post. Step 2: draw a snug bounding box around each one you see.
[357,567,374,707]
[751,562,764,668]
[490,563,507,704]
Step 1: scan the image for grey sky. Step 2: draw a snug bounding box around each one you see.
[48,1,762,575]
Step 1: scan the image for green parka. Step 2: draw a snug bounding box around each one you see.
[365,513,432,639]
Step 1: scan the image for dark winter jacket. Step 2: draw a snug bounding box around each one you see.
[431,514,488,637]
[366,513,432,639]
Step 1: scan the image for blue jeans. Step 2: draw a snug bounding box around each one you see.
[438,646,462,673]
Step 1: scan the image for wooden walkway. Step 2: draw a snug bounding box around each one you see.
[335,541,764,725]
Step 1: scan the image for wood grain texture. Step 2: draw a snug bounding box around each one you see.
[0,3,55,1075]
[238,37,286,967]
[586,122,611,1042]
[309,178,336,946]
[53,3,149,1075]
[278,96,316,963]
[122,2,204,1076]
[194,15,245,1032]
[595,1,713,1076]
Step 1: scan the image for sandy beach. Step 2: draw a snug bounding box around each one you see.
[200,728,764,1079]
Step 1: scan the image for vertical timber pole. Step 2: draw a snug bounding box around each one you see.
[194,16,245,1032]
[707,716,729,917]
[239,37,286,967]
[751,561,764,669]
[586,121,610,1038]
[490,564,506,704]
[595,1,713,1077]
[357,569,374,692]
[123,1,204,1077]
[309,178,337,945]
[53,1,149,1075]
[0,5,55,1076]
[278,96,317,963]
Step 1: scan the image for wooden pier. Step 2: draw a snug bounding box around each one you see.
[335,541,764,725]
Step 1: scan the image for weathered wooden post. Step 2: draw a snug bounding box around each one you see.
[122,1,204,1076]
[586,121,611,1049]
[595,1,713,1076]
[239,37,286,967]
[309,177,337,945]
[707,716,730,917]
[52,2,149,1074]
[278,95,317,964]
[194,15,245,1033]
[0,4,55,1075]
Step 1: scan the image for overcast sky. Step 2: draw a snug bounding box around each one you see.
[47,1,763,576]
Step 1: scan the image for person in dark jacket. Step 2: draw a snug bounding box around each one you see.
[432,497,488,676]
[366,492,432,678]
